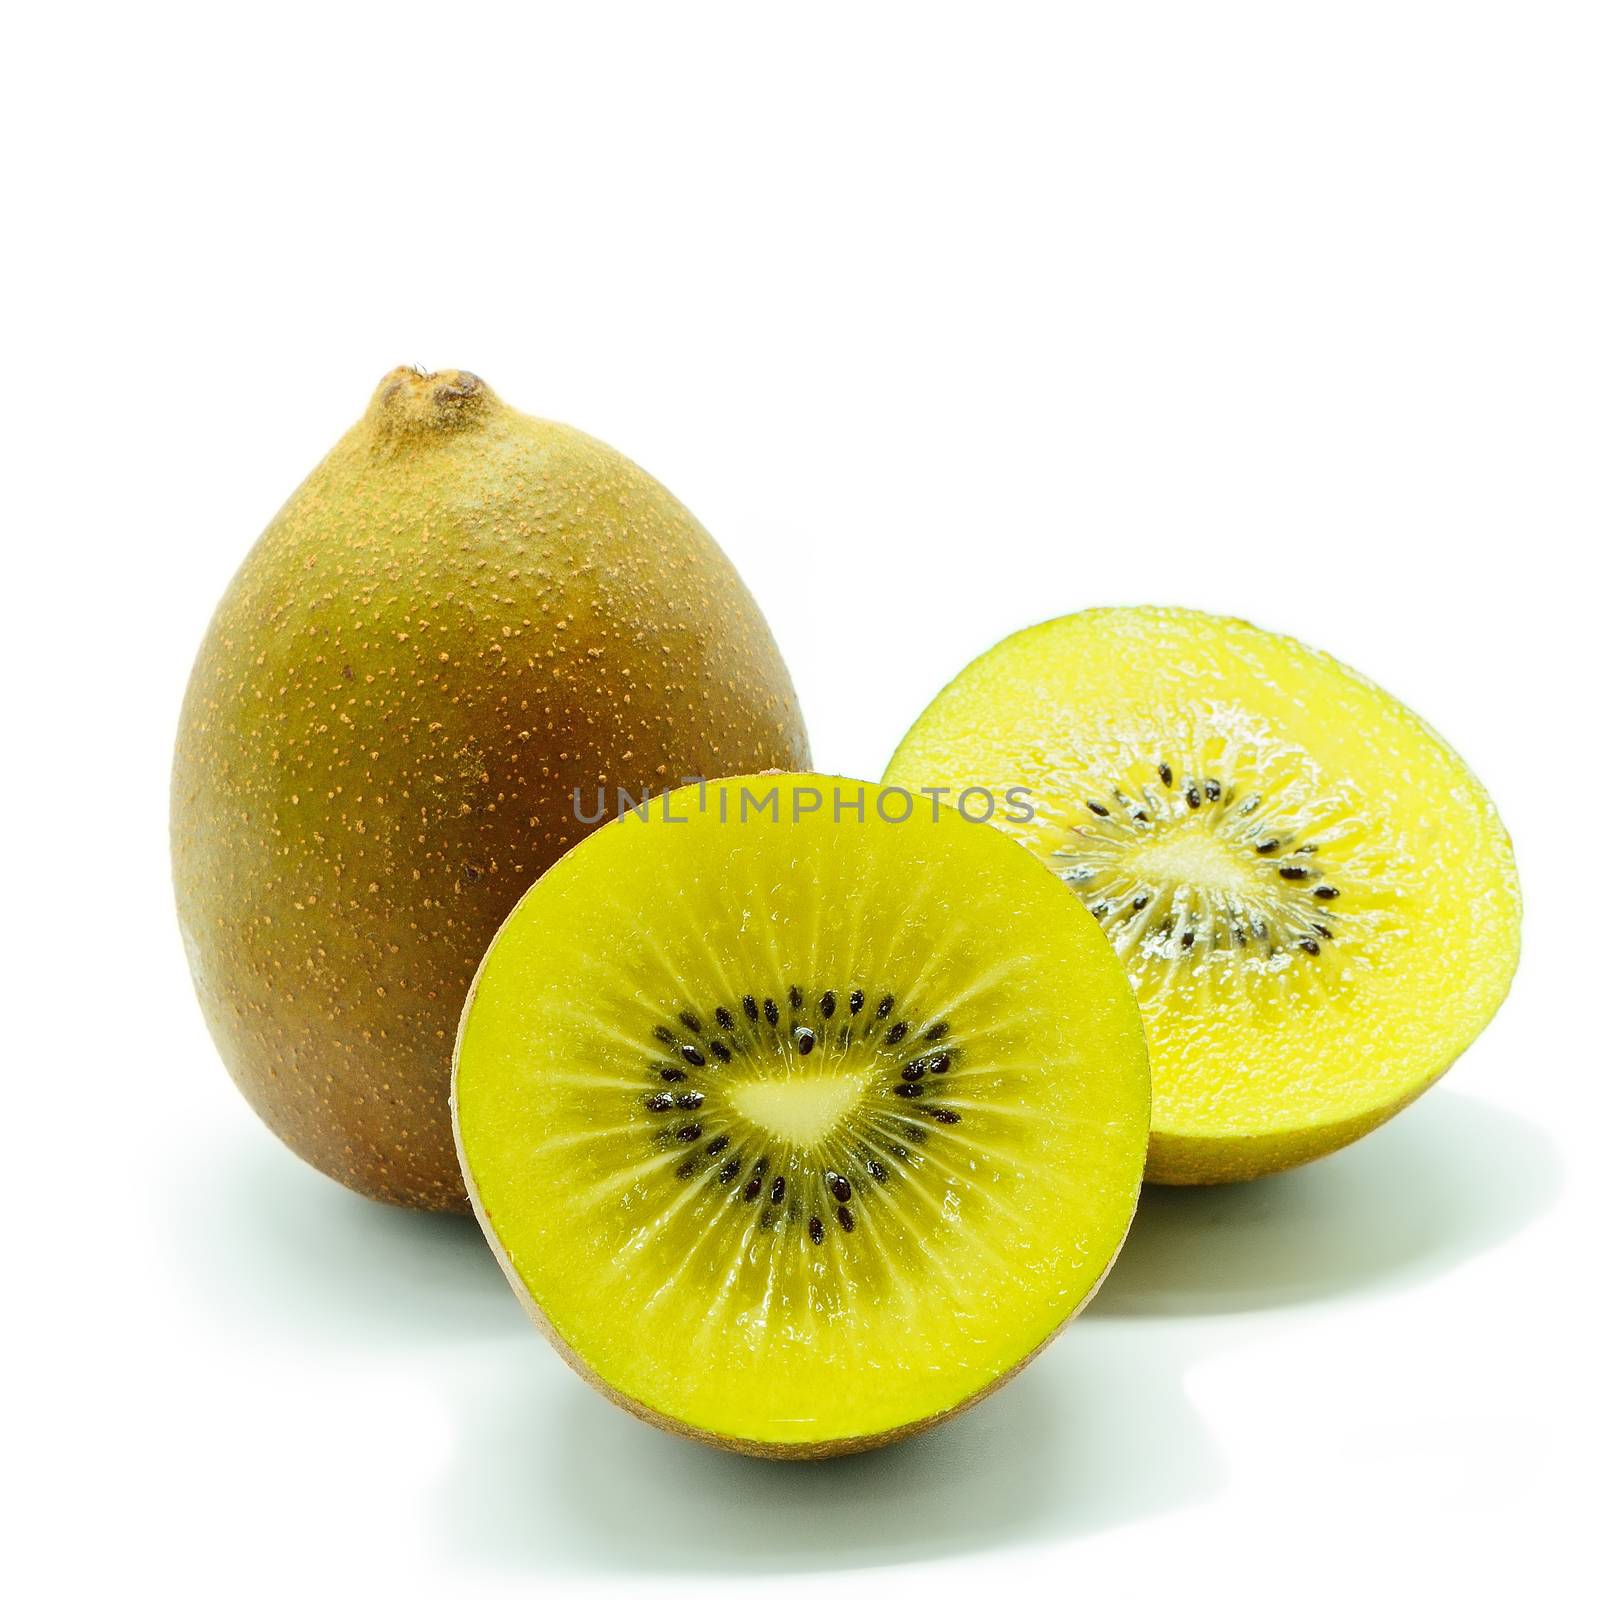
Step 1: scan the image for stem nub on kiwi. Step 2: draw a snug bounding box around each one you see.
[452,775,1149,1457]
[885,605,1521,1184]
[171,368,808,1210]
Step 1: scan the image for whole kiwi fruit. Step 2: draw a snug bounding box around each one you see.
[172,367,809,1211]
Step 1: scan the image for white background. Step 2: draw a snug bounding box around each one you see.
[5,5,1595,1597]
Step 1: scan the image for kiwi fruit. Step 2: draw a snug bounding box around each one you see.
[452,773,1149,1456]
[172,368,808,1211]
[884,606,1520,1185]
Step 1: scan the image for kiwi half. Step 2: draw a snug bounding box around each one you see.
[884,607,1520,1185]
[453,774,1148,1456]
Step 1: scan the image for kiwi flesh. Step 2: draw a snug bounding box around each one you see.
[884,606,1520,1184]
[452,774,1149,1456]
[172,368,808,1211]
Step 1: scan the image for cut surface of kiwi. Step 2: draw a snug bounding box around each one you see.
[885,607,1520,1185]
[453,774,1148,1457]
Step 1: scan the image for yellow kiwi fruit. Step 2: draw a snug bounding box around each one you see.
[885,606,1520,1184]
[453,775,1149,1456]
[172,368,807,1210]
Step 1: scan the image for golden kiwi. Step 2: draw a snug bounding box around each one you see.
[886,607,1520,1183]
[453,775,1149,1455]
[172,367,808,1210]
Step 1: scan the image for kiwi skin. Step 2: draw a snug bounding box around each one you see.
[449,929,1137,1459]
[1147,1091,1435,1185]
[172,368,808,1212]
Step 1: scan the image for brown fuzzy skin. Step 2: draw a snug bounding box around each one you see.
[172,368,808,1210]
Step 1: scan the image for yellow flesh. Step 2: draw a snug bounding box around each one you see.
[454,776,1148,1450]
[885,608,1521,1183]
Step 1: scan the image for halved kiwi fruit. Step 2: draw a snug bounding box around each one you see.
[453,774,1148,1457]
[885,606,1520,1185]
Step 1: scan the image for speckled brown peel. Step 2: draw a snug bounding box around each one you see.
[172,367,808,1209]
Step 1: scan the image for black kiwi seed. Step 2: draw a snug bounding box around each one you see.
[894,1081,924,1098]
[742,1177,762,1202]
[706,1135,729,1157]
[820,990,837,1019]
[1185,783,1201,809]
[876,994,895,1020]
[1298,939,1321,956]
[1092,903,1109,920]
[809,1216,824,1245]
[837,1206,855,1233]
[770,1176,786,1204]
[678,1011,701,1033]
[659,1067,687,1082]
[1278,865,1311,881]
[1131,893,1150,910]
[709,1040,731,1062]
[1312,923,1332,938]
[1204,778,1221,801]
[923,1106,961,1125]
[926,1052,951,1073]
[674,1091,704,1110]
[902,1060,926,1081]
[829,1173,852,1202]
[1314,885,1341,900]
[719,1159,742,1183]
[1256,840,1280,855]
[1087,800,1110,817]
[645,1093,674,1112]
[794,1026,816,1056]
[742,995,759,1022]
[653,1026,676,1046]
[763,997,779,1026]
[1180,929,1195,949]
[715,1006,734,1030]
[675,1155,699,1179]
[849,989,865,1015]
[1158,762,1173,786]
[924,1021,949,1043]
[680,1043,706,1067]
[789,985,803,1009]
[866,1159,888,1183]
[885,1020,908,1046]
[677,1123,702,1141]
